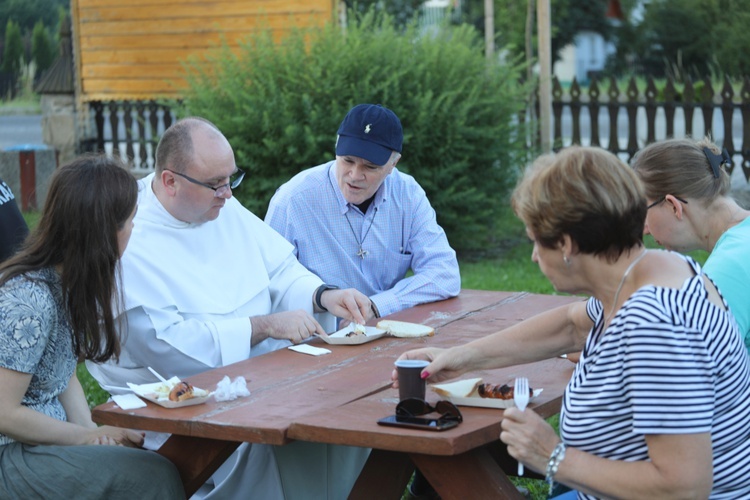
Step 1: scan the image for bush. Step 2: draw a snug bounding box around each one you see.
[179,9,530,254]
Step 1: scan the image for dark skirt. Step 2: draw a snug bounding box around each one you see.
[0,441,184,499]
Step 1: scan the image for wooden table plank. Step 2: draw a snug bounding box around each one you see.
[94,292,565,442]
[90,291,580,498]
[287,357,574,455]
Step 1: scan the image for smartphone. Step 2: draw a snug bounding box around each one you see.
[377,415,459,432]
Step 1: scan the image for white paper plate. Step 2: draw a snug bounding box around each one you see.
[127,377,211,409]
[430,379,543,409]
[441,389,543,409]
[319,325,387,345]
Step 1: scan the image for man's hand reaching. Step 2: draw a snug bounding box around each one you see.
[320,288,370,326]
[250,310,325,345]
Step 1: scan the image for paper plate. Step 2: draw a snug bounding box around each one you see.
[441,388,543,409]
[127,378,211,409]
[319,325,387,345]
[430,379,543,409]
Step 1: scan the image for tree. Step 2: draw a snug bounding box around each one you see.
[31,20,54,77]
[2,19,23,75]
[637,0,716,78]
[344,0,424,28]
[0,0,67,38]
[714,9,750,77]
[609,0,750,79]
[457,0,613,63]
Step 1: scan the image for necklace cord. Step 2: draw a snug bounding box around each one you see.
[606,248,648,323]
[344,207,378,258]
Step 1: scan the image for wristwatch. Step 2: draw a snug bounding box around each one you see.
[314,285,339,312]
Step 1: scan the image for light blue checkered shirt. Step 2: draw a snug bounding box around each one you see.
[265,161,460,317]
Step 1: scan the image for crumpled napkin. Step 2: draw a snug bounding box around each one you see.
[213,375,251,402]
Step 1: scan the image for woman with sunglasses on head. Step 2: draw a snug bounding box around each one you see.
[0,155,183,499]
[394,146,750,499]
[631,137,750,353]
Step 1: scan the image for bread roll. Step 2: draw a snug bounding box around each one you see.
[376,320,434,338]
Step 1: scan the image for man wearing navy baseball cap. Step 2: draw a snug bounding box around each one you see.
[267,103,458,323]
[265,104,459,496]
[335,103,403,166]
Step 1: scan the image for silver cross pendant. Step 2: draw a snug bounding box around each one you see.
[357,247,369,259]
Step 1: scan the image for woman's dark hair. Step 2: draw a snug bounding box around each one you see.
[0,154,138,362]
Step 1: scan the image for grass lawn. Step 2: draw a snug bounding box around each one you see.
[0,91,41,115]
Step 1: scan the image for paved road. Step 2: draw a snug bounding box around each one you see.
[0,114,44,150]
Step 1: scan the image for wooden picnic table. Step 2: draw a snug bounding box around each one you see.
[92,289,582,499]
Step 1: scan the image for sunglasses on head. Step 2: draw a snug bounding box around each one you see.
[396,398,463,422]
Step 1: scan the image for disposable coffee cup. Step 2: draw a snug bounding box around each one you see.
[395,359,430,401]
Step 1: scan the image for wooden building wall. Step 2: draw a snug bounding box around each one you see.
[71,0,337,102]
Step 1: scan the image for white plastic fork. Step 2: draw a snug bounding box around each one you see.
[513,376,530,476]
[148,366,170,385]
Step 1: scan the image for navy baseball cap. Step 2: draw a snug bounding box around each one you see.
[335,104,403,166]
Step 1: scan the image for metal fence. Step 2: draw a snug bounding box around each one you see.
[84,74,750,182]
[550,75,750,181]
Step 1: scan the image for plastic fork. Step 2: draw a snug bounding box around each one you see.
[513,376,530,476]
[148,366,170,385]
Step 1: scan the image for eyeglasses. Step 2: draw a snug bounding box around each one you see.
[396,398,463,423]
[167,169,245,198]
[647,195,688,210]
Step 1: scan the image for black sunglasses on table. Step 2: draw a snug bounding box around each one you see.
[396,398,463,423]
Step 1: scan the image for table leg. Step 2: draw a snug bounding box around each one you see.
[157,435,240,497]
[348,449,414,500]
[411,447,526,500]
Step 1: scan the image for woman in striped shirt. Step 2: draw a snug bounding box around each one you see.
[395,146,750,499]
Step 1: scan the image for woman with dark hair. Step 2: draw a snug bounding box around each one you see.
[632,137,750,352]
[394,147,750,499]
[0,155,183,499]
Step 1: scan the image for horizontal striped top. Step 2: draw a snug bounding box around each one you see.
[560,254,750,499]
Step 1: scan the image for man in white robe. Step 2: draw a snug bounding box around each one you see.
[87,117,371,499]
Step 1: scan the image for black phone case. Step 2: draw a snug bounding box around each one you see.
[377,415,459,431]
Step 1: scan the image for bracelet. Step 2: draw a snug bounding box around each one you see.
[545,441,567,495]
[314,285,339,312]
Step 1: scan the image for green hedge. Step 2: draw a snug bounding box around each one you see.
[179,9,530,254]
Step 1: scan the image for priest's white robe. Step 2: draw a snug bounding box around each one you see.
[87,175,368,499]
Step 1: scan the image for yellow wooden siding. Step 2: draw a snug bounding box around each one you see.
[72,0,336,101]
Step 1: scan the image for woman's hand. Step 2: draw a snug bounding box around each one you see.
[87,426,145,447]
[391,346,472,387]
[500,407,560,474]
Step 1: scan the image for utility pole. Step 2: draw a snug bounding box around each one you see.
[526,0,536,150]
[485,0,494,60]
[537,0,551,153]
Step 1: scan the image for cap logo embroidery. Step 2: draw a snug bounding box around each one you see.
[364,124,372,134]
